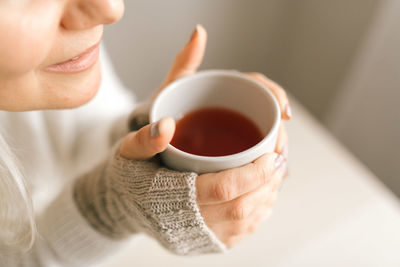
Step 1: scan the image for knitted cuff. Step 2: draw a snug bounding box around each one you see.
[74,144,226,256]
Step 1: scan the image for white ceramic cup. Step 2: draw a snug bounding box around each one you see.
[150,70,281,174]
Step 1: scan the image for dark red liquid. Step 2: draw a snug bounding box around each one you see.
[171,107,264,156]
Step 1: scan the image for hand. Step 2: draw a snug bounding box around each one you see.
[119,25,291,249]
[196,152,286,248]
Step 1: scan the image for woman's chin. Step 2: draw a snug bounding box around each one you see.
[44,61,102,110]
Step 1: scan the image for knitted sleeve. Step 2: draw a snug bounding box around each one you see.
[1,144,225,267]
[73,143,226,255]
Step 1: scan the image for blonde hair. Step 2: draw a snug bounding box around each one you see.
[0,131,36,253]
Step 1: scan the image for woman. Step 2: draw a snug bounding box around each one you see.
[0,0,291,266]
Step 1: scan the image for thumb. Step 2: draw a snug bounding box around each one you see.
[119,117,176,160]
[152,24,208,100]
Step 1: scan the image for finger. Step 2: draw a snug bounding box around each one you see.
[222,232,248,249]
[152,24,208,100]
[213,207,272,248]
[275,123,288,159]
[207,204,272,243]
[119,117,175,160]
[200,181,274,224]
[245,72,292,120]
[275,124,289,178]
[196,153,286,205]
[207,203,273,235]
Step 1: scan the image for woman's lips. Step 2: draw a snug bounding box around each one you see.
[43,43,100,74]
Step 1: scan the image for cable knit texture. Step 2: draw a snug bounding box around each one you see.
[74,143,226,255]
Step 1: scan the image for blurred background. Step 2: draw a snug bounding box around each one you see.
[103,0,399,198]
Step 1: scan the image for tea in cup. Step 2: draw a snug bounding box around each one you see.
[150,70,281,174]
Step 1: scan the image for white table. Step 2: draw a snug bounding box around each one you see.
[101,100,400,267]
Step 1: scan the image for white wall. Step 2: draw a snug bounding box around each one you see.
[103,0,285,101]
[326,0,400,196]
[268,0,378,120]
[104,1,377,116]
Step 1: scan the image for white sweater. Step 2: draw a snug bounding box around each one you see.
[0,46,136,266]
[0,46,224,266]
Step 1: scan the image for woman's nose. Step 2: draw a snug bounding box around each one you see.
[61,0,124,30]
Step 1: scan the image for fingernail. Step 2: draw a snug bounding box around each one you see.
[281,145,289,159]
[274,154,285,171]
[278,179,286,191]
[279,165,290,190]
[188,25,199,44]
[283,168,289,178]
[281,161,289,176]
[263,209,273,222]
[285,104,292,119]
[150,121,161,138]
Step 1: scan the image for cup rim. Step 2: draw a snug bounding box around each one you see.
[150,69,281,162]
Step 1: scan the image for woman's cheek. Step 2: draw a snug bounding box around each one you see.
[0,7,60,75]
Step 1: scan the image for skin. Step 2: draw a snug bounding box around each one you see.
[0,1,291,249]
[0,0,124,111]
